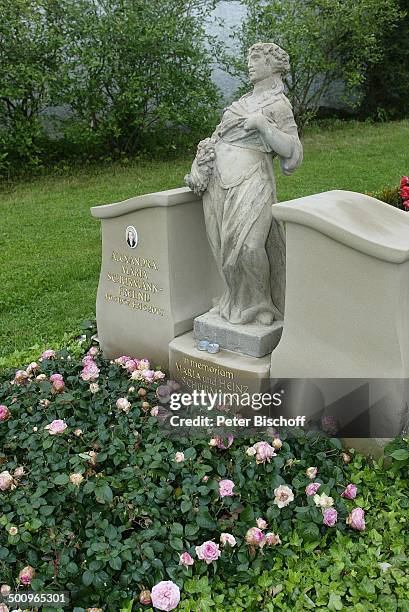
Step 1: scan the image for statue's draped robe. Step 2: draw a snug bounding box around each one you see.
[203,89,303,324]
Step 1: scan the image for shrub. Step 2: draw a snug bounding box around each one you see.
[57,0,221,158]
[227,0,402,131]
[0,334,390,610]
[0,0,68,172]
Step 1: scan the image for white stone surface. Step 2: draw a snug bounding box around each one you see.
[194,310,283,357]
[270,189,409,451]
[186,43,302,332]
[91,187,223,367]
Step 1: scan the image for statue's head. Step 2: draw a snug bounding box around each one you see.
[248,42,290,83]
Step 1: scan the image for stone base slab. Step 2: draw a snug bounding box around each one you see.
[193,311,283,358]
[169,331,271,395]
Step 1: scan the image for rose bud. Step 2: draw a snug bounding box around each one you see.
[19,565,35,585]
[69,473,84,486]
[0,405,11,422]
[13,466,25,478]
[139,590,152,606]
[342,452,351,464]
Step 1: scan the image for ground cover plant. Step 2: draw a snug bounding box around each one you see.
[0,330,408,611]
[1,119,409,368]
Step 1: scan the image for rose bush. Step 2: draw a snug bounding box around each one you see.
[0,332,408,610]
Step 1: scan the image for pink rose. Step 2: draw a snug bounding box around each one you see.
[219,479,235,497]
[179,552,194,566]
[45,419,67,435]
[306,467,318,479]
[114,355,132,366]
[18,565,35,585]
[0,603,8,612]
[220,533,236,547]
[256,517,267,530]
[400,185,409,200]
[323,507,338,527]
[138,359,150,371]
[341,484,357,499]
[154,370,166,380]
[142,369,156,383]
[50,373,63,382]
[0,585,11,596]
[347,507,366,531]
[274,485,294,508]
[13,370,29,385]
[253,441,276,463]
[306,482,321,496]
[195,540,221,564]
[245,527,265,547]
[151,581,180,611]
[125,359,139,372]
[213,435,234,449]
[88,346,99,357]
[174,452,185,463]
[52,379,65,393]
[81,362,100,381]
[26,362,39,374]
[40,349,55,360]
[116,397,131,413]
[150,406,159,417]
[0,405,10,422]
[265,532,281,546]
[0,471,15,491]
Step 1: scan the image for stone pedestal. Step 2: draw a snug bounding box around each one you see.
[91,187,223,368]
[270,190,409,452]
[169,331,271,395]
[194,311,283,357]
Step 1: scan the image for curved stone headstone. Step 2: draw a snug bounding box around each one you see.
[270,190,409,453]
[91,187,223,368]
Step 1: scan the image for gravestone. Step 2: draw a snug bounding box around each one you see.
[270,189,409,452]
[91,187,223,367]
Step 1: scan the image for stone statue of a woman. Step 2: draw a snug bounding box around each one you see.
[185,42,303,327]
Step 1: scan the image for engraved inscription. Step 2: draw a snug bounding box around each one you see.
[104,250,165,316]
[175,357,249,393]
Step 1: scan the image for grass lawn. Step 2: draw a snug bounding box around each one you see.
[1,119,409,367]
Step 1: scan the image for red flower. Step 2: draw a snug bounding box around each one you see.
[403,200,409,211]
[400,176,409,188]
[400,185,409,200]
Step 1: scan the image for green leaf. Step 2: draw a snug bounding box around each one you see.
[95,483,113,503]
[82,570,94,586]
[239,505,254,524]
[299,522,320,542]
[390,449,409,461]
[170,522,184,536]
[181,500,192,513]
[54,474,70,485]
[0,547,8,559]
[196,509,217,530]
[169,537,184,551]
[185,523,199,537]
[109,557,122,570]
[328,593,343,611]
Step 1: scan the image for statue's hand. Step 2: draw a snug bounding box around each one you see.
[244,112,265,132]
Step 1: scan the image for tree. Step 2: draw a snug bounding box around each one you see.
[228,0,402,130]
[360,0,409,120]
[0,0,68,172]
[59,0,221,157]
